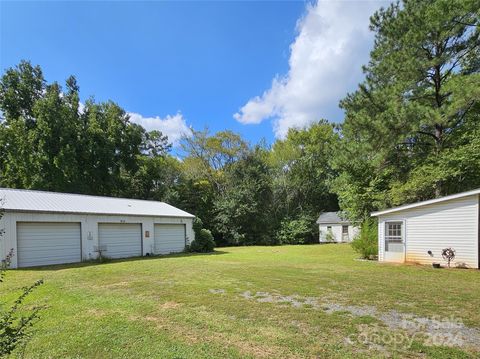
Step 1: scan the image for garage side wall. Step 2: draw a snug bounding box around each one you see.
[0,212,10,265]
[0,212,194,268]
[378,195,479,268]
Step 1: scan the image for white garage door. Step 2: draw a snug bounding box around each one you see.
[17,222,81,268]
[98,223,142,259]
[154,224,186,254]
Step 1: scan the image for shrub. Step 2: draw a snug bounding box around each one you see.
[189,228,216,253]
[276,216,316,245]
[193,217,203,234]
[0,249,44,356]
[351,218,378,259]
[324,230,336,242]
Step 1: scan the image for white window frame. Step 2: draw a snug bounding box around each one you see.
[384,221,404,253]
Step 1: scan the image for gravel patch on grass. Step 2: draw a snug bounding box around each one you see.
[209,288,226,294]
[240,291,480,350]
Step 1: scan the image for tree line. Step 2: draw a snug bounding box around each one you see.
[0,0,478,246]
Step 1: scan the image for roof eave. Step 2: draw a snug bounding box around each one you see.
[317,221,350,225]
[371,188,480,217]
[3,208,195,218]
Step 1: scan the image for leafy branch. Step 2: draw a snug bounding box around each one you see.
[0,251,45,356]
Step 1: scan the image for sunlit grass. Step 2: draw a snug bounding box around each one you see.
[2,244,479,358]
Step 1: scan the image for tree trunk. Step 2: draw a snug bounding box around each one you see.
[434,124,443,198]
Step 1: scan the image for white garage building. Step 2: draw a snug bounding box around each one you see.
[0,188,195,268]
[372,188,479,269]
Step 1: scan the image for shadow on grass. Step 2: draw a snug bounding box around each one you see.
[15,250,229,272]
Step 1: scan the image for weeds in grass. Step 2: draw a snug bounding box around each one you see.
[0,249,44,356]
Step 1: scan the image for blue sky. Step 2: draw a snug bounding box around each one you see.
[1,1,386,147]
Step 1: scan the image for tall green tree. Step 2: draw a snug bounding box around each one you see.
[0,61,44,123]
[30,81,81,191]
[143,130,171,157]
[0,61,146,196]
[0,61,46,188]
[77,100,144,195]
[125,155,180,201]
[178,129,250,237]
[334,0,480,220]
[0,64,82,191]
[169,177,216,231]
[180,129,249,194]
[214,147,273,245]
[269,121,339,223]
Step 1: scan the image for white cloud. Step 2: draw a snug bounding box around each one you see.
[128,112,191,145]
[78,101,85,114]
[234,0,385,138]
[77,101,190,146]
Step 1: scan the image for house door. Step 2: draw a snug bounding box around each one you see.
[384,221,405,262]
[342,225,349,242]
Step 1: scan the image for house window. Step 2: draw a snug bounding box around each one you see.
[327,226,332,231]
[385,222,403,252]
[342,225,348,235]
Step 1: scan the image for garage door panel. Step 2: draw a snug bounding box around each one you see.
[19,253,81,267]
[18,238,80,248]
[17,222,81,267]
[154,224,185,254]
[98,223,142,259]
[18,247,79,256]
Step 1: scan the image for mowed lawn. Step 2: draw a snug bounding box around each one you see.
[2,245,480,358]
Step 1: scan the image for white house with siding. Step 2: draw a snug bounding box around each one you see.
[317,212,359,243]
[372,188,480,269]
[0,188,195,268]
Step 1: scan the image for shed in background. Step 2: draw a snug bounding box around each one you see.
[316,212,359,243]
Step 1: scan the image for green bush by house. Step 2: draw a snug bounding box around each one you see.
[189,217,215,253]
[351,218,378,259]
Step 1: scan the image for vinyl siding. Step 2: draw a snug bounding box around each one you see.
[0,213,7,264]
[378,220,384,262]
[378,195,479,268]
[319,224,359,243]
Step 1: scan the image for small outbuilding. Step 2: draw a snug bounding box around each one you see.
[372,188,480,269]
[0,188,195,268]
[317,212,359,243]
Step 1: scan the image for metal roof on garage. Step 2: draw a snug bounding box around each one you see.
[0,188,195,218]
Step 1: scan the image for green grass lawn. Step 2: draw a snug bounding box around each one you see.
[2,244,480,358]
